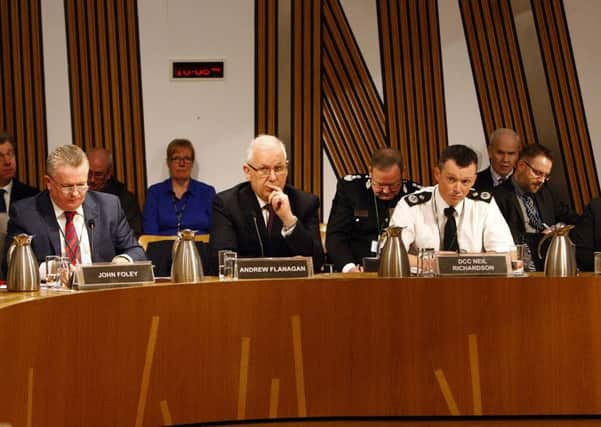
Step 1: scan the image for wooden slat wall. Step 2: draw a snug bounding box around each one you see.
[0,0,47,189]
[291,0,322,195]
[255,0,278,136]
[378,0,447,185]
[322,0,386,177]
[459,0,537,149]
[64,0,147,208]
[530,0,599,212]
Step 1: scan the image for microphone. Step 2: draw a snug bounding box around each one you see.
[87,219,96,262]
[251,214,265,257]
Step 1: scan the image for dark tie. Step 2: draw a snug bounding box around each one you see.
[443,207,459,251]
[265,204,275,236]
[0,189,6,213]
[520,193,544,232]
[64,211,81,265]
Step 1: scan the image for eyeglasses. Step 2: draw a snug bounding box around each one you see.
[523,160,551,181]
[170,156,193,164]
[371,179,402,192]
[246,163,288,177]
[49,176,89,194]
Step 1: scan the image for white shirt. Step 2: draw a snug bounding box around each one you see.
[390,186,514,253]
[490,168,513,187]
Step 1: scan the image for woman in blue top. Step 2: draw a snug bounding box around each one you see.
[143,139,216,235]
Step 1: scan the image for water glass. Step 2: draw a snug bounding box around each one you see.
[45,256,70,288]
[511,244,526,275]
[218,250,237,281]
[417,248,436,277]
[595,252,601,275]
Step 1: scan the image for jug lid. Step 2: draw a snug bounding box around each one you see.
[179,229,197,240]
[12,233,34,245]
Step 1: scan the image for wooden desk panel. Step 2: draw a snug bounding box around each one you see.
[1,275,601,426]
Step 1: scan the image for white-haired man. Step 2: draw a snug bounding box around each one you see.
[208,135,323,274]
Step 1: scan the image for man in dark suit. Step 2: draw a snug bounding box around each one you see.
[87,147,142,235]
[571,197,601,271]
[493,144,579,270]
[474,128,521,193]
[208,135,323,275]
[326,148,420,272]
[4,144,145,270]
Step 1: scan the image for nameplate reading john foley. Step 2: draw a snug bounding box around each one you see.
[75,261,155,289]
[236,257,314,279]
[437,253,509,276]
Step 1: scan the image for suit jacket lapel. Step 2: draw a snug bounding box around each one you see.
[240,184,267,237]
[37,192,62,255]
[83,196,100,261]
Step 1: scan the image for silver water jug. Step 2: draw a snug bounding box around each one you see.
[171,229,204,283]
[378,226,410,277]
[6,234,40,291]
[537,224,577,277]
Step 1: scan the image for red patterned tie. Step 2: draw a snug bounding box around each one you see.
[64,211,81,265]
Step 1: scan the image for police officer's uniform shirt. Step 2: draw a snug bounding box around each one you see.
[390,185,514,252]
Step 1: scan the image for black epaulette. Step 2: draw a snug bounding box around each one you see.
[402,179,423,195]
[467,189,493,203]
[404,191,432,207]
[343,174,368,182]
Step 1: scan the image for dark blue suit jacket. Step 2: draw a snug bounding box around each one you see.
[208,182,324,275]
[5,190,146,266]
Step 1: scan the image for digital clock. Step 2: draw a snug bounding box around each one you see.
[171,61,224,79]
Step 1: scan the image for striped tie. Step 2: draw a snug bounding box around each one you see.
[265,204,275,236]
[520,193,544,232]
[64,211,81,265]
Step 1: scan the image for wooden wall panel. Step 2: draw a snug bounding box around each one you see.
[255,0,278,136]
[459,0,537,149]
[64,0,147,208]
[378,0,448,185]
[322,0,386,177]
[0,0,47,189]
[531,0,599,212]
[291,0,322,196]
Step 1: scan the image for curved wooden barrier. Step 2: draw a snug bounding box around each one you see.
[1,274,601,426]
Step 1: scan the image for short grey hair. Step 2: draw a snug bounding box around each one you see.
[47,144,89,177]
[246,134,287,163]
[489,128,521,147]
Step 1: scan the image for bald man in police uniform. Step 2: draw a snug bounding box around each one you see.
[326,148,420,272]
[390,145,513,257]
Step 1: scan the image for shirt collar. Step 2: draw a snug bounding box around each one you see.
[490,167,513,185]
[434,185,464,218]
[50,197,84,221]
[0,179,13,194]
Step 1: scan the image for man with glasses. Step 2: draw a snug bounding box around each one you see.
[326,148,421,272]
[207,135,323,274]
[4,144,145,270]
[493,144,579,270]
[87,147,142,235]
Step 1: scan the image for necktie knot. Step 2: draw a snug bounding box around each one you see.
[65,211,76,221]
[444,207,455,218]
[64,211,81,264]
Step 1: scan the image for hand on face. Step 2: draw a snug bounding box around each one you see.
[266,183,296,227]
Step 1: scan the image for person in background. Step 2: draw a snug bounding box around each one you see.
[571,197,601,271]
[390,144,513,262]
[326,147,421,272]
[143,139,216,235]
[0,133,39,273]
[4,144,145,270]
[493,144,580,270]
[474,128,522,193]
[207,135,323,274]
[87,147,142,235]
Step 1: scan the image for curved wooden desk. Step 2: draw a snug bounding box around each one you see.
[1,274,601,426]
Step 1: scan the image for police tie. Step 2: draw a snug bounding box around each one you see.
[0,189,6,213]
[443,207,459,252]
[64,211,81,265]
[520,193,545,232]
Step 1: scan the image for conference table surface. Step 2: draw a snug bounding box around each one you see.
[1,273,601,427]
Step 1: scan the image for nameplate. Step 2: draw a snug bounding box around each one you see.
[437,253,510,276]
[73,261,155,290]
[236,257,314,279]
